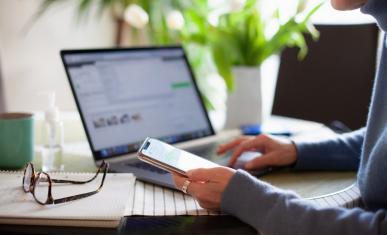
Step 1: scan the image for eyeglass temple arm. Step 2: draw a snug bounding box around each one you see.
[51,162,106,184]
[53,190,100,204]
[52,165,108,205]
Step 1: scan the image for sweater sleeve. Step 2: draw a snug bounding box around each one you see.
[221,170,387,235]
[293,128,365,171]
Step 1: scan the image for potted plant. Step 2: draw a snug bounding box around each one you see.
[182,0,322,128]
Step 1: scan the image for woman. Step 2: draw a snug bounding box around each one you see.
[173,0,387,234]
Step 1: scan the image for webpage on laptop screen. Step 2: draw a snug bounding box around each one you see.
[64,49,212,158]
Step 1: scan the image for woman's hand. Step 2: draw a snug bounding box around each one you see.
[172,134,297,210]
[217,134,298,170]
[172,167,236,210]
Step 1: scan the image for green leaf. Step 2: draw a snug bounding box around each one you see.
[201,93,215,111]
[301,2,325,24]
[76,0,93,22]
[212,44,234,91]
[96,0,117,16]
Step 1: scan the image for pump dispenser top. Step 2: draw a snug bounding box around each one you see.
[45,92,59,122]
[41,91,64,172]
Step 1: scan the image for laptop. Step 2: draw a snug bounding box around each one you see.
[60,46,236,189]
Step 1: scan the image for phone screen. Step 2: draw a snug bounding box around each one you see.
[139,138,218,173]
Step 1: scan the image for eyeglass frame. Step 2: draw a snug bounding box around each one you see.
[22,161,109,205]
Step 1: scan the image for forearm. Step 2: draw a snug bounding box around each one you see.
[221,170,387,235]
[293,128,365,170]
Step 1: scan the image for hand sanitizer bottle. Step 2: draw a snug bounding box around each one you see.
[41,92,64,172]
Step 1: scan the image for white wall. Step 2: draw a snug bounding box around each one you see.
[311,2,375,24]
[0,0,115,112]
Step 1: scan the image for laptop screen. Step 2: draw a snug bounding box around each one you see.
[61,47,214,160]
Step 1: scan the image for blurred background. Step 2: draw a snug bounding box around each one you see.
[0,0,377,130]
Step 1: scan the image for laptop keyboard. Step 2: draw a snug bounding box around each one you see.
[126,162,169,174]
[186,142,231,166]
[186,143,218,158]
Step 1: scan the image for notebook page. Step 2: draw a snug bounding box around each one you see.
[154,186,165,215]
[128,180,216,216]
[163,186,177,216]
[307,184,361,208]
[0,171,135,221]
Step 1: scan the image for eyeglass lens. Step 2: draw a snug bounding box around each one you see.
[23,164,33,192]
[33,173,50,204]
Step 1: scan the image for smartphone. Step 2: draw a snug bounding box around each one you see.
[137,137,219,176]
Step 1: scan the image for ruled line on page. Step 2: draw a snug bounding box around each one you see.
[132,180,145,215]
[163,187,176,216]
[154,185,165,215]
[144,183,154,215]
[174,191,187,215]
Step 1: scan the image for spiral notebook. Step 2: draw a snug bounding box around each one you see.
[0,170,215,228]
[0,171,135,228]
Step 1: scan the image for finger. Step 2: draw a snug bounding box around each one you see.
[185,179,215,196]
[244,153,274,170]
[184,180,204,196]
[228,136,267,167]
[185,181,221,210]
[217,136,249,155]
[187,168,213,182]
[172,173,189,190]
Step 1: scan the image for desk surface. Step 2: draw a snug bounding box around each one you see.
[0,169,356,235]
[1,118,357,234]
[34,147,357,199]
[0,216,257,235]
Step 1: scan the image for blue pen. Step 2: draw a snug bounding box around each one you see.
[241,124,292,137]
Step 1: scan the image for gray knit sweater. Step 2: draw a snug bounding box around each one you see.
[221,0,387,234]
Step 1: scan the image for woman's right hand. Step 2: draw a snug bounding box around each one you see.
[217,134,298,170]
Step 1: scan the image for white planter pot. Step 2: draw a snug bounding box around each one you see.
[199,73,227,132]
[224,66,262,129]
[208,109,226,132]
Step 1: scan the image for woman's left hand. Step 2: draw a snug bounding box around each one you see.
[172,167,236,210]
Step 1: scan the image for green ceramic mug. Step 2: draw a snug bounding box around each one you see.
[0,113,34,169]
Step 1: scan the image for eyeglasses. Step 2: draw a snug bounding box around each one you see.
[22,161,109,205]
